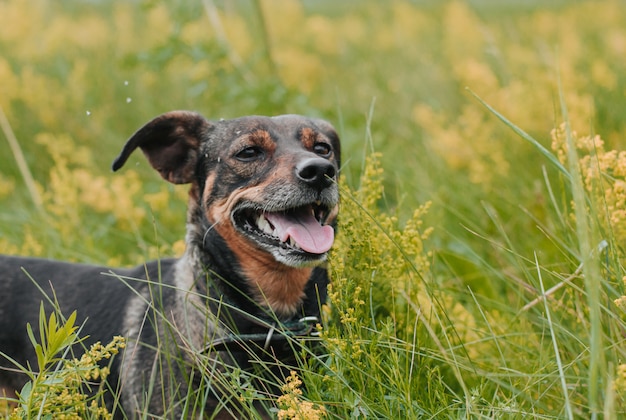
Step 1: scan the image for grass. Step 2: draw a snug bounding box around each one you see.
[3,0,626,418]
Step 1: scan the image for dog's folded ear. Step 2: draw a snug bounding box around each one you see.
[112,111,212,184]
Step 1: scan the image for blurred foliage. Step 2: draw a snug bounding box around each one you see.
[4,0,626,417]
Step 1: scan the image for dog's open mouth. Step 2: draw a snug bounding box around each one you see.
[233,202,334,256]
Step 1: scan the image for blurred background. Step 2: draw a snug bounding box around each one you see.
[2,0,626,277]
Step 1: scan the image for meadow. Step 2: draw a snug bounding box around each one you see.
[2,0,626,418]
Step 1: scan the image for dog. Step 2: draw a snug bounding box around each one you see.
[0,111,340,418]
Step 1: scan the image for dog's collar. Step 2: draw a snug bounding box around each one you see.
[202,315,321,354]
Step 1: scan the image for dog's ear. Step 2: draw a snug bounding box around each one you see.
[112,111,212,184]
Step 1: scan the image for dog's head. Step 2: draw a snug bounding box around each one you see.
[112,111,341,270]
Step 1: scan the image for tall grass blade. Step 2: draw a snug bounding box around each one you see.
[535,252,574,420]
[251,0,276,76]
[202,0,254,84]
[557,74,605,418]
[0,106,44,213]
[467,89,570,180]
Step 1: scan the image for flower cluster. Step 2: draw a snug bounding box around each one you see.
[615,364,626,406]
[0,128,187,262]
[328,153,434,333]
[9,336,126,420]
[276,371,326,420]
[551,123,626,243]
[68,336,126,382]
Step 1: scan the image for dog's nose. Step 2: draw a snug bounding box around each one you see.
[296,158,336,189]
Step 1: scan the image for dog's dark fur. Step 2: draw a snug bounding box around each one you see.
[0,111,340,418]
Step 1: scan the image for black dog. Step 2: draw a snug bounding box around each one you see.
[0,111,340,418]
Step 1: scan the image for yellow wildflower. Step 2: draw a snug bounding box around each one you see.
[615,364,626,396]
[276,371,326,420]
[552,123,626,249]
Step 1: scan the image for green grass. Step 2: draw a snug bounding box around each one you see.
[3,0,626,418]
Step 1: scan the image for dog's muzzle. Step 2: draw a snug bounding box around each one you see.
[232,197,337,267]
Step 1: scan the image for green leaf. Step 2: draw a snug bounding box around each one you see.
[18,380,32,402]
[26,323,46,371]
[45,311,62,357]
[26,322,37,349]
[34,344,44,372]
[38,303,47,353]
[60,310,78,348]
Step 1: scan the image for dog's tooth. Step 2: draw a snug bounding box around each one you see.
[257,215,273,235]
[288,236,300,249]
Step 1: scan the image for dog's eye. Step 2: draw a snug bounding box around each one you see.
[313,142,332,157]
[235,146,264,162]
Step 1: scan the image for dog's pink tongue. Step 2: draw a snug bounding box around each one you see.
[264,211,334,254]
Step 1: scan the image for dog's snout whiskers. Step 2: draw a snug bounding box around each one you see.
[202,219,220,249]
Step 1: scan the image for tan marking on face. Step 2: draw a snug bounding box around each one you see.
[300,127,317,149]
[186,173,216,225]
[185,183,201,224]
[207,187,246,226]
[327,203,339,225]
[249,129,277,152]
[202,172,217,203]
[261,154,294,185]
[208,192,313,317]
